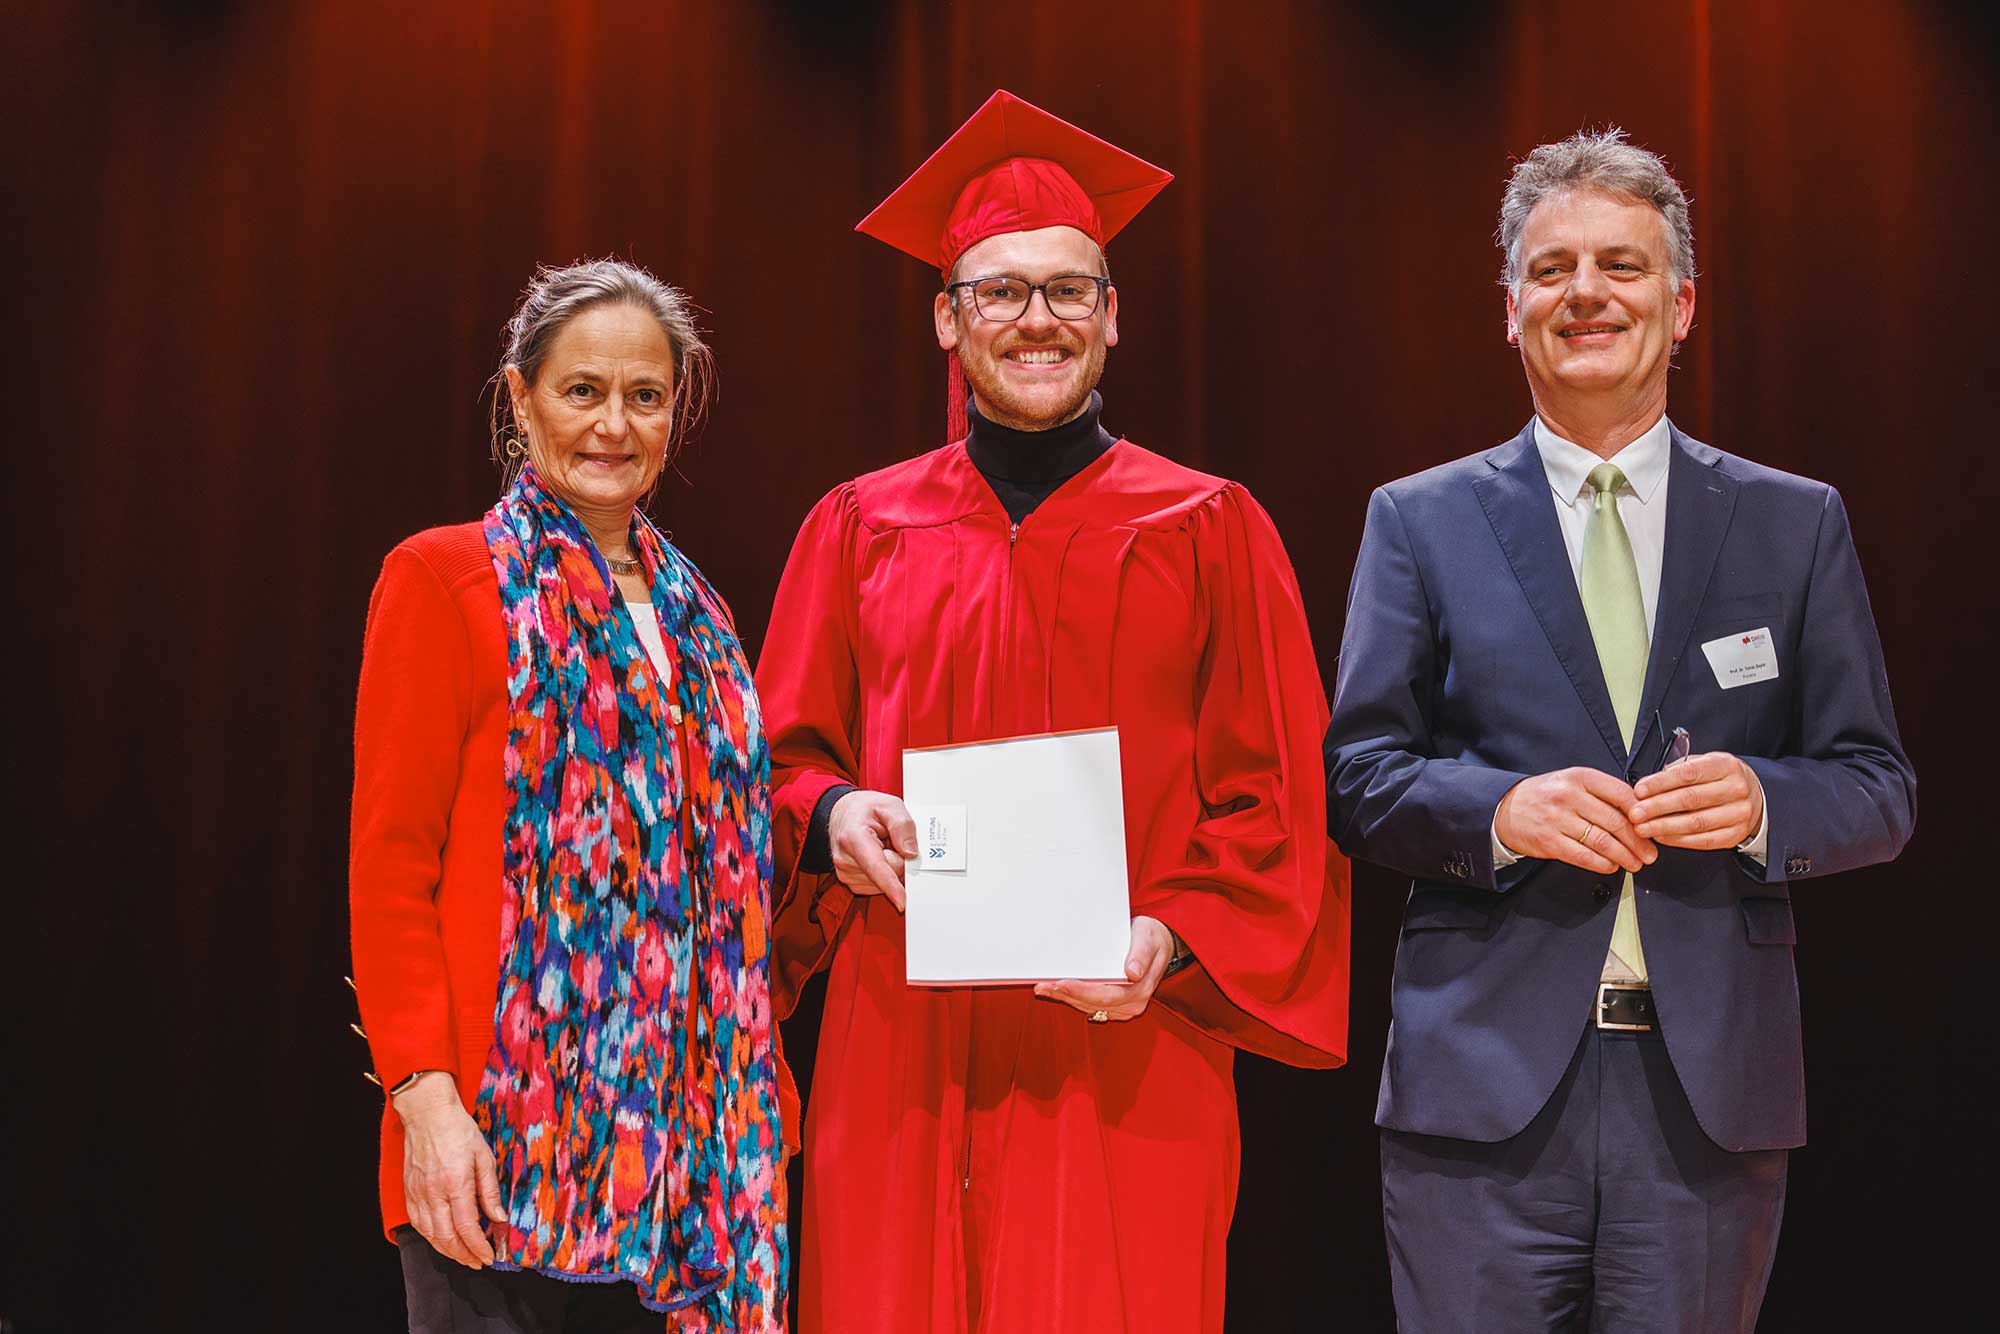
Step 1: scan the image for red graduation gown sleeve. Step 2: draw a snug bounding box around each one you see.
[759,485,864,1018]
[1139,483,1350,1068]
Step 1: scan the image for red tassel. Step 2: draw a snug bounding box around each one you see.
[946,350,970,445]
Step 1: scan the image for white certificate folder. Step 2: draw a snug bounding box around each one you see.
[902,727,1132,986]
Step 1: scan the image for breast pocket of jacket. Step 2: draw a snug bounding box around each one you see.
[1690,592,1789,753]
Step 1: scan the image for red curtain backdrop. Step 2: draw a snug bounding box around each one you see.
[7,2,1992,1328]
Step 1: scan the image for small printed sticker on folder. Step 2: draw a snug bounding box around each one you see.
[1700,626,1780,689]
[910,805,968,872]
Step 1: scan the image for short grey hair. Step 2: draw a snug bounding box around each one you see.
[489,257,716,489]
[1497,127,1695,293]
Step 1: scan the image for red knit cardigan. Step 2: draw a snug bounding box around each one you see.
[348,522,797,1239]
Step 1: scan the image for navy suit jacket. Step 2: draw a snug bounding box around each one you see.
[1325,421,1915,1152]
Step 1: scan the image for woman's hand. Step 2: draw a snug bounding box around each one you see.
[393,1071,505,1268]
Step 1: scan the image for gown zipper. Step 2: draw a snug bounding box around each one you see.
[968,518,1023,1196]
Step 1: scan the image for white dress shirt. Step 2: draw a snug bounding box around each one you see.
[1491,414,1767,872]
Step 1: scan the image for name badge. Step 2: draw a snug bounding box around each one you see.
[1700,626,1780,689]
[909,805,968,872]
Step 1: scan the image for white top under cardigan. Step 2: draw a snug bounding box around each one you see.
[628,602,676,693]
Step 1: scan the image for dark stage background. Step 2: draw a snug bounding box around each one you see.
[8,2,1995,1329]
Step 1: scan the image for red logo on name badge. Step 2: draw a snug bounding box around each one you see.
[1742,635,1751,644]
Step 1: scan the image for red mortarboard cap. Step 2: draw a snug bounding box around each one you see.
[857,90,1174,274]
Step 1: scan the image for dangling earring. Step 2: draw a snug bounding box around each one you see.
[504,430,528,459]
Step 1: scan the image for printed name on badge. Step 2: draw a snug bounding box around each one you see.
[1700,626,1781,690]
[909,804,968,872]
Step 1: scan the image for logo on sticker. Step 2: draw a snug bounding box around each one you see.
[909,804,968,872]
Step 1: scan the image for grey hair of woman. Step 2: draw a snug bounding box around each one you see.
[1495,127,1696,296]
[488,258,718,491]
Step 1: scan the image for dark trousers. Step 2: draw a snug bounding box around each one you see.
[395,1227,663,1334]
[1380,1025,1787,1333]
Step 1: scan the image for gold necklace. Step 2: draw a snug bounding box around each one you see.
[605,552,642,575]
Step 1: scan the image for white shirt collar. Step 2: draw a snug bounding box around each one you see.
[1533,412,1673,508]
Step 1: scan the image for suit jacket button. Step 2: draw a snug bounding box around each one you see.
[1593,882,1613,902]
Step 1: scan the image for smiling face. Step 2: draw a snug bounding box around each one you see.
[934,225,1118,432]
[1506,188,1695,422]
[505,302,677,526]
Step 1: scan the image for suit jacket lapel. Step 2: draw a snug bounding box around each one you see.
[1631,427,1739,764]
[1473,423,1628,765]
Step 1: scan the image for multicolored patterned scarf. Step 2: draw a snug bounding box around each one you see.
[478,468,785,1328]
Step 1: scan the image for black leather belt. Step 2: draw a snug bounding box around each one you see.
[1596,983,1659,1033]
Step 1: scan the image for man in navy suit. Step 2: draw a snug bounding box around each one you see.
[1325,129,1915,1332]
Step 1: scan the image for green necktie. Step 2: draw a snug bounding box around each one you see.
[1580,462,1649,982]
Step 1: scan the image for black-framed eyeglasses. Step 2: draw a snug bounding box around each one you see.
[1652,712,1692,773]
[944,273,1110,322]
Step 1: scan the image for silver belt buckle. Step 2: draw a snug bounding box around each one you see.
[1596,982,1655,1032]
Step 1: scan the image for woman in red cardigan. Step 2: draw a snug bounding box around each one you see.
[350,259,787,1333]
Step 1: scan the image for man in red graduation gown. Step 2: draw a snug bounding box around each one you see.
[757,91,1350,1333]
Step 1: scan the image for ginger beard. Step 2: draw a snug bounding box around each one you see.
[938,225,1118,433]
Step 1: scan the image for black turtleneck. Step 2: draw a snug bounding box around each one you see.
[798,391,1118,874]
[965,390,1117,524]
